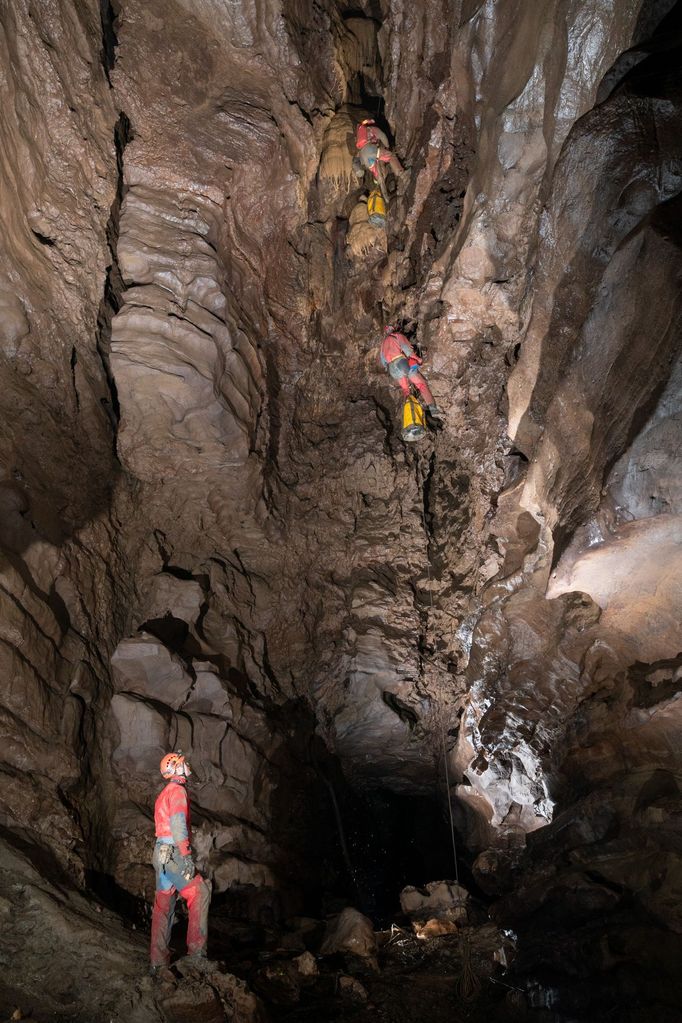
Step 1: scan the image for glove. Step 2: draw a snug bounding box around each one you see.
[176,852,195,880]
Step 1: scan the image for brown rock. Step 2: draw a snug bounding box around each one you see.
[211,972,268,1022]
[293,951,319,979]
[156,980,225,1023]
[1,0,681,1018]
[337,975,369,1001]
[320,908,378,963]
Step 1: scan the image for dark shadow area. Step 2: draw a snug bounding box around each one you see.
[99,0,120,81]
[87,869,150,930]
[138,614,190,652]
[96,110,132,434]
[337,785,469,925]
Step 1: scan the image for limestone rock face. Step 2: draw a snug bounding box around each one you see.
[0,0,681,1018]
[0,0,128,890]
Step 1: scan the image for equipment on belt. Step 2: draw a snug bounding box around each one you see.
[401,396,427,442]
[177,851,196,880]
[157,844,173,868]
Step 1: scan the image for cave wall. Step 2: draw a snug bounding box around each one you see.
[457,2,682,847]
[0,1,681,1015]
[0,0,132,880]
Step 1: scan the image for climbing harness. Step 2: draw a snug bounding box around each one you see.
[367,188,386,227]
[401,395,426,442]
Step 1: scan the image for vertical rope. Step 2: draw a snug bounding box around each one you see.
[416,449,459,884]
[441,717,459,884]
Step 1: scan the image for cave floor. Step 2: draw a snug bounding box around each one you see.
[202,912,525,1023]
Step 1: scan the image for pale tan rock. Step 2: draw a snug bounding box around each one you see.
[111,634,193,708]
[207,971,268,1023]
[293,951,318,978]
[400,881,469,925]
[137,573,205,627]
[320,907,377,962]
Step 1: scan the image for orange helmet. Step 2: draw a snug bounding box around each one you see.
[361,118,375,125]
[160,751,191,780]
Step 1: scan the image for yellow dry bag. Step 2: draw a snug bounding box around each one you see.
[401,396,426,442]
[367,188,386,228]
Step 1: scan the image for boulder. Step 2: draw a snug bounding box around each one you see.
[400,881,469,934]
[210,972,268,1022]
[253,960,301,1007]
[156,979,224,1023]
[111,635,192,709]
[338,975,369,1002]
[293,951,319,979]
[320,907,377,963]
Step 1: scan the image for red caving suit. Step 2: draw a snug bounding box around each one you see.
[150,779,211,967]
[355,122,400,180]
[380,332,435,405]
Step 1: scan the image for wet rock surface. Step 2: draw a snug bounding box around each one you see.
[0,0,681,1020]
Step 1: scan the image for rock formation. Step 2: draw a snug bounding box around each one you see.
[0,0,680,1020]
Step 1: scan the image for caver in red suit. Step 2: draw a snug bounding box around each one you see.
[356,119,404,180]
[149,751,211,973]
[379,326,444,417]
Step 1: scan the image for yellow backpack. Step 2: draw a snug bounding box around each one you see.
[367,189,386,227]
[401,396,426,442]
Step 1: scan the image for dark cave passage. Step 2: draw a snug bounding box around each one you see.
[324,784,467,925]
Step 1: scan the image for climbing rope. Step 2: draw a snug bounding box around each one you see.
[456,929,482,1002]
[416,447,460,885]
[441,716,459,886]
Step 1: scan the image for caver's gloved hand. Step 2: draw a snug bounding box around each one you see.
[177,852,196,880]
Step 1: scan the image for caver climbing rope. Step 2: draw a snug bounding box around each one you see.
[415,447,460,885]
[378,325,444,435]
[351,113,445,439]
